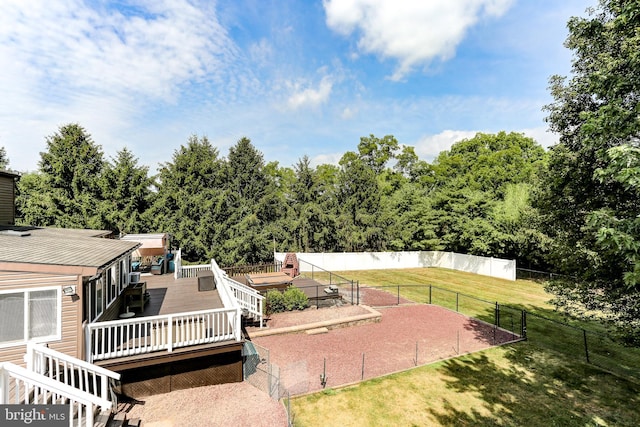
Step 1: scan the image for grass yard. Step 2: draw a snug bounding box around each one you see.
[290,268,640,426]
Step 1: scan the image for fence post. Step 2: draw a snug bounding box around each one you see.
[351,280,354,305]
[456,293,459,312]
[268,361,272,399]
[495,302,500,327]
[583,329,590,364]
[397,285,400,305]
[357,281,360,305]
[429,285,432,304]
[521,310,527,339]
[361,353,365,380]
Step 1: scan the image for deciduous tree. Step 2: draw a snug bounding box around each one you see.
[541,0,640,343]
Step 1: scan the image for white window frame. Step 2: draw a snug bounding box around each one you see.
[119,256,129,293]
[0,286,62,348]
[106,265,116,306]
[94,277,104,321]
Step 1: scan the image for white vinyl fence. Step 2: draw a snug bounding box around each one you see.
[274,251,516,281]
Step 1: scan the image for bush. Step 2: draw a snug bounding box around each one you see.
[266,287,309,313]
[265,289,285,314]
[283,287,309,311]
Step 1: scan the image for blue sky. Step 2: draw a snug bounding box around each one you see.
[0,0,593,173]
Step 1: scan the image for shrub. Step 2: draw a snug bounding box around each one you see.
[266,289,285,314]
[283,287,309,311]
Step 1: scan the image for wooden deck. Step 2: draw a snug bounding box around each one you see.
[131,273,224,317]
[92,273,243,396]
[293,277,343,301]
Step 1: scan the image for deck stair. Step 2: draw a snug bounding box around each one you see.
[0,342,121,427]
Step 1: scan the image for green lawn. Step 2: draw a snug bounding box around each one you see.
[290,268,640,427]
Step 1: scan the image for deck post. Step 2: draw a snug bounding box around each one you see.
[167,315,173,353]
[236,308,242,341]
[0,365,8,403]
[85,324,93,363]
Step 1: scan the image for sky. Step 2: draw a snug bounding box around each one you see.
[0,0,594,174]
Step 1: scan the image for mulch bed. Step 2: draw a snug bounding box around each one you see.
[251,304,518,396]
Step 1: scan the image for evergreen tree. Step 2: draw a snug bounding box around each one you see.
[219,137,274,265]
[0,147,8,169]
[100,148,154,235]
[148,135,226,261]
[19,124,106,229]
[336,151,385,251]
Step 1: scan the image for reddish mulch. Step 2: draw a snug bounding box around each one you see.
[251,304,518,396]
[355,285,414,306]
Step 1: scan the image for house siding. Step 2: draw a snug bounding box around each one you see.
[0,272,83,366]
[0,174,15,225]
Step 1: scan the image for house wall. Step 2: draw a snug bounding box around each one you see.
[0,272,83,366]
[0,174,15,225]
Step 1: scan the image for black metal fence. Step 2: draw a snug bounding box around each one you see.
[296,259,356,289]
[516,267,571,282]
[524,311,640,382]
[234,259,639,396]
[358,283,640,383]
[363,284,526,339]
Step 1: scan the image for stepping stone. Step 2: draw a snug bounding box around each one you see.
[306,327,329,335]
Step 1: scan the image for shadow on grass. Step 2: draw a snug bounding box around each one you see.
[429,342,640,427]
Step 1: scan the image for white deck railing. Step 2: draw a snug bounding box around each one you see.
[85,307,241,363]
[0,361,112,427]
[26,342,120,404]
[210,259,264,327]
[180,264,212,278]
[174,253,264,327]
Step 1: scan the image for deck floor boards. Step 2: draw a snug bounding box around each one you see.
[136,273,223,317]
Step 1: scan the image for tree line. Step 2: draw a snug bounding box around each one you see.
[3,0,639,344]
[9,128,547,270]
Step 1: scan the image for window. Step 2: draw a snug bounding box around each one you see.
[95,279,103,319]
[0,287,60,347]
[107,266,115,304]
[119,258,128,293]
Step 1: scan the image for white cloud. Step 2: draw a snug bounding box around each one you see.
[287,76,333,110]
[519,126,558,148]
[414,129,480,159]
[310,152,343,166]
[0,0,238,171]
[412,126,558,162]
[324,0,514,80]
[341,107,358,119]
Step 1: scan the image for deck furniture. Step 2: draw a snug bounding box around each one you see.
[246,272,293,293]
[197,269,216,291]
[124,281,148,311]
[151,257,164,275]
